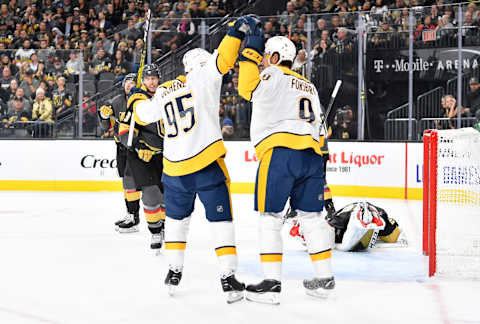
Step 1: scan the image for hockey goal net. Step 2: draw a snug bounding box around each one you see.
[423,128,480,278]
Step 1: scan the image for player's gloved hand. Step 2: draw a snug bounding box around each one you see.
[239,22,265,65]
[99,104,113,120]
[134,141,154,162]
[226,17,249,40]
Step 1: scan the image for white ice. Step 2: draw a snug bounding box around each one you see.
[0,192,479,324]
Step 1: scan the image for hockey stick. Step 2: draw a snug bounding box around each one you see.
[127,8,152,148]
[320,80,342,132]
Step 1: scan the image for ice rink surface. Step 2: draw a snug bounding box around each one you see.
[1,191,479,324]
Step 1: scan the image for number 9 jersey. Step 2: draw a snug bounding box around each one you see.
[134,51,227,177]
[240,64,327,161]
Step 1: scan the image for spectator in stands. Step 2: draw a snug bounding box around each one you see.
[89,47,112,77]
[330,105,356,139]
[6,79,18,101]
[372,19,396,47]
[176,13,196,44]
[332,27,353,54]
[415,15,436,41]
[466,77,480,115]
[6,96,29,127]
[221,117,234,139]
[112,49,130,82]
[66,52,82,76]
[19,69,39,100]
[292,49,308,76]
[0,66,14,89]
[52,76,73,121]
[46,56,66,78]
[15,39,35,67]
[189,1,205,27]
[32,87,53,123]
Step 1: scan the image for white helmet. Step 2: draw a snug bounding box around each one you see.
[264,36,296,66]
[182,48,212,74]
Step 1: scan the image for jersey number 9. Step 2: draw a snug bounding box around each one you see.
[163,93,196,138]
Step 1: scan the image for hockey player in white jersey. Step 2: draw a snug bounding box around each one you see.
[237,25,334,303]
[133,17,257,303]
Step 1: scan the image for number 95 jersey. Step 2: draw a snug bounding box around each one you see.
[249,66,326,161]
[135,52,226,177]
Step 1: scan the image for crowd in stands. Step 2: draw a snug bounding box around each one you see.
[0,0,479,139]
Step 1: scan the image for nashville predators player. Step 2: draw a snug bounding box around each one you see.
[237,27,334,303]
[113,64,166,251]
[132,17,256,303]
[98,73,144,233]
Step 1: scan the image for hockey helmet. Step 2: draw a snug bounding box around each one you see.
[183,48,211,74]
[142,63,160,81]
[264,36,296,65]
[122,73,137,87]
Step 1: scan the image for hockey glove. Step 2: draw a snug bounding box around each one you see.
[134,141,154,163]
[99,104,113,120]
[226,17,249,40]
[239,25,265,65]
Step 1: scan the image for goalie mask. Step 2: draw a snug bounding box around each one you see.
[183,48,211,74]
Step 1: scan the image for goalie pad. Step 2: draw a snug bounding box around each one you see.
[336,202,386,252]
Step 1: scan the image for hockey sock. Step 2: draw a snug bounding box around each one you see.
[297,210,334,278]
[164,216,191,271]
[144,204,166,234]
[259,213,283,281]
[210,221,238,278]
[142,185,166,234]
[124,189,140,214]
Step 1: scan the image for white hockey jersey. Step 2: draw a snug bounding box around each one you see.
[240,64,327,160]
[134,52,226,176]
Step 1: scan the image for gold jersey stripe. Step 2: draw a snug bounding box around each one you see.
[256,149,273,213]
[260,253,283,263]
[216,157,233,219]
[255,132,325,161]
[165,242,187,250]
[163,139,227,176]
[215,246,237,257]
[310,249,332,262]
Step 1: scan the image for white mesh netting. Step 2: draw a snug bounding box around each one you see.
[435,128,480,279]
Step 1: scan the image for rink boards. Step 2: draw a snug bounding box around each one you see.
[0,140,423,199]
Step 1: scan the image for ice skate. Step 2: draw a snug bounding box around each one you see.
[303,276,335,298]
[114,213,136,231]
[165,269,182,296]
[150,233,164,255]
[221,274,245,304]
[117,213,140,233]
[245,279,281,305]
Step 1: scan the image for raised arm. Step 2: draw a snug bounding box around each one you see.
[237,16,265,101]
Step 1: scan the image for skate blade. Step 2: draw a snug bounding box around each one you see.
[118,226,139,233]
[114,226,119,231]
[225,291,244,304]
[153,248,162,256]
[305,288,336,299]
[245,291,280,305]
